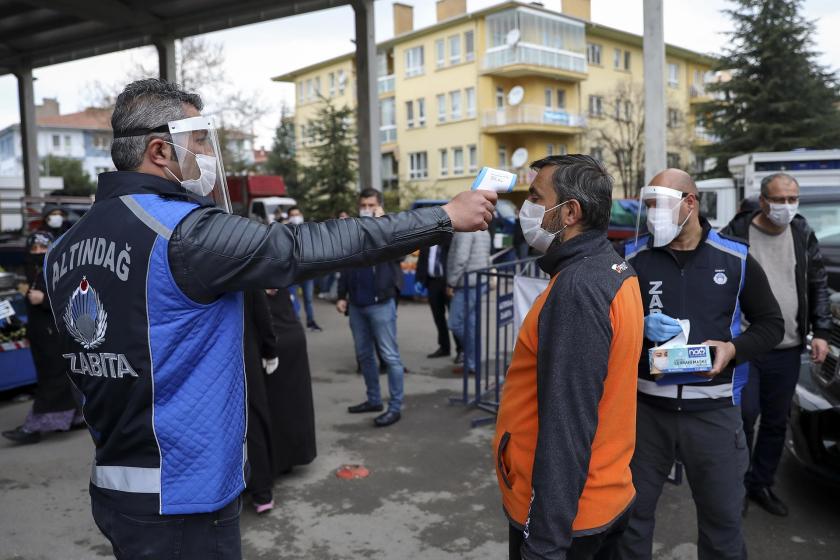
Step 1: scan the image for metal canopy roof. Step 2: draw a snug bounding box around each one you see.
[0,0,351,75]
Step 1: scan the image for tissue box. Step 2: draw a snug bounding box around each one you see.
[649,344,713,377]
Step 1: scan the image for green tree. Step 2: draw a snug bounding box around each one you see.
[300,99,357,219]
[702,0,840,175]
[265,106,305,204]
[40,156,95,195]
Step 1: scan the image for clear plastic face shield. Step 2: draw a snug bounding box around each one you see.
[166,116,231,213]
[636,186,691,248]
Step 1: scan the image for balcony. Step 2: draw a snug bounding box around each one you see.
[378,75,395,96]
[482,44,586,80]
[481,105,586,135]
[693,126,718,144]
[379,125,397,145]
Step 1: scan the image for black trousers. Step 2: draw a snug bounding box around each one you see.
[92,495,242,560]
[426,276,460,353]
[742,345,803,490]
[509,508,630,560]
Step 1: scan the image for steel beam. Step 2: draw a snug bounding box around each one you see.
[353,0,381,192]
[15,65,40,197]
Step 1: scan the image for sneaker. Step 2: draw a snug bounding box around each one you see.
[307,321,323,332]
[255,500,274,514]
[2,426,41,444]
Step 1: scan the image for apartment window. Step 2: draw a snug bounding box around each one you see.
[437,94,446,123]
[556,89,566,109]
[380,97,396,127]
[453,147,464,175]
[616,100,632,122]
[498,146,507,168]
[667,108,680,128]
[436,39,445,68]
[586,43,602,65]
[667,152,681,169]
[468,144,477,172]
[449,35,461,65]
[328,72,336,96]
[496,87,505,109]
[464,31,475,62]
[297,83,303,102]
[52,135,60,148]
[305,79,313,100]
[64,135,71,148]
[409,151,428,179]
[450,90,462,120]
[613,48,621,69]
[588,95,604,117]
[337,69,346,93]
[440,149,449,176]
[466,87,476,118]
[547,143,554,156]
[590,146,604,162]
[406,101,415,128]
[624,51,631,71]
[314,76,321,95]
[668,63,680,87]
[544,89,552,109]
[693,69,702,85]
[557,144,568,155]
[417,98,426,126]
[405,46,424,77]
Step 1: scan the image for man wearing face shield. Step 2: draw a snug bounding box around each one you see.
[616,169,784,560]
[494,155,644,560]
[721,173,831,517]
[42,79,497,560]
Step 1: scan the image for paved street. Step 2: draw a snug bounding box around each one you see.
[1,298,839,560]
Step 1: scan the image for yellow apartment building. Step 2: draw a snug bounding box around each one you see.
[272,0,717,200]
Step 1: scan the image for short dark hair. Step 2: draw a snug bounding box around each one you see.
[287,206,302,215]
[358,188,382,204]
[530,154,614,231]
[111,79,203,171]
[760,172,799,197]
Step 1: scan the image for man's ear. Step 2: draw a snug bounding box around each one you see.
[147,138,172,169]
[565,199,583,226]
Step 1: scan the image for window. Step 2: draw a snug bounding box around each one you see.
[464,31,475,61]
[406,101,415,128]
[380,97,396,127]
[496,87,505,109]
[547,143,554,156]
[556,89,566,109]
[588,95,603,117]
[590,146,604,162]
[337,69,346,94]
[557,144,568,155]
[405,46,424,77]
[92,134,109,150]
[667,152,681,169]
[440,149,448,176]
[498,146,507,168]
[297,82,303,103]
[468,145,477,172]
[449,35,461,65]
[624,51,631,71]
[453,147,464,175]
[376,53,388,77]
[545,88,552,108]
[314,76,321,95]
[409,151,428,179]
[305,79,313,100]
[437,94,446,123]
[668,63,680,87]
[328,72,335,96]
[466,88,476,118]
[450,90,461,120]
[417,98,426,126]
[616,148,628,167]
[436,39,445,68]
[613,48,621,69]
[616,100,632,122]
[52,135,60,148]
[586,43,602,65]
[667,108,680,128]
[64,135,71,148]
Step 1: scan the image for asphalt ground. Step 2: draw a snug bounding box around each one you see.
[1,298,838,559]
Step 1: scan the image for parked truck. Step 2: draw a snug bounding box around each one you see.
[227,175,297,223]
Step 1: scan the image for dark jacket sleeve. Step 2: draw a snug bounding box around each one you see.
[523,267,612,559]
[168,206,453,303]
[252,290,278,360]
[805,227,832,340]
[732,254,785,363]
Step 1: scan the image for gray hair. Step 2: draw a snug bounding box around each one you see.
[760,172,799,197]
[110,79,203,171]
[530,154,614,231]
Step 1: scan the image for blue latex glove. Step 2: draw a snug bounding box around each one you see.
[414,281,425,294]
[644,313,683,342]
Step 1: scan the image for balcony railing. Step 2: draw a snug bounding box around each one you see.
[482,105,586,129]
[379,125,397,144]
[483,44,586,75]
[378,74,395,95]
[694,126,718,143]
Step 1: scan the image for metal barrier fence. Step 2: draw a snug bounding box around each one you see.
[450,254,549,427]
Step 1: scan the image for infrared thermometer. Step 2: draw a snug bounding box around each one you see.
[471,167,516,194]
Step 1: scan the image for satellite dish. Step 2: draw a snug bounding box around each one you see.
[507,86,524,106]
[511,147,529,169]
[506,29,521,47]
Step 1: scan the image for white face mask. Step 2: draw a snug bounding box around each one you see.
[164,143,217,197]
[46,215,64,229]
[289,215,304,225]
[519,199,568,253]
[359,209,374,218]
[646,201,692,248]
[652,355,669,371]
[766,202,798,227]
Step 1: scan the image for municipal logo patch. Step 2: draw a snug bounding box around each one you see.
[64,276,108,350]
[713,271,728,285]
[612,261,629,274]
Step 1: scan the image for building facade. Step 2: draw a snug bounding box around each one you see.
[274,0,716,199]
